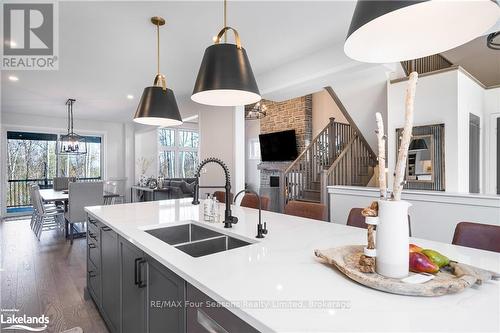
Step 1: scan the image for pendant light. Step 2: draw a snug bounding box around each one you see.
[134,16,182,127]
[344,0,500,63]
[59,99,87,155]
[191,0,260,106]
[245,101,267,120]
[487,32,500,50]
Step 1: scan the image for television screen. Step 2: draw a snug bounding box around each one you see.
[259,130,298,161]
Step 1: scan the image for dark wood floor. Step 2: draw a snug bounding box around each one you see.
[0,218,109,333]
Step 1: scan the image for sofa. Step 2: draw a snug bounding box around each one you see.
[161,178,196,199]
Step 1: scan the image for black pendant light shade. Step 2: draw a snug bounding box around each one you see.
[409,138,428,152]
[344,0,500,63]
[192,42,260,106]
[133,16,183,127]
[134,86,182,127]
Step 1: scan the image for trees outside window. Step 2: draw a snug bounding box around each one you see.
[158,128,199,179]
[6,131,102,208]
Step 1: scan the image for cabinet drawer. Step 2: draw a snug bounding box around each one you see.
[88,218,99,235]
[87,228,99,244]
[88,239,100,267]
[186,284,258,333]
[87,259,101,305]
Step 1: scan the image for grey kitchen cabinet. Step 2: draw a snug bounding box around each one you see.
[87,218,101,304]
[146,255,186,333]
[186,284,259,333]
[100,225,120,333]
[119,236,146,333]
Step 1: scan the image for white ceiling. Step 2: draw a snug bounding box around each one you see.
[1,1,356,122]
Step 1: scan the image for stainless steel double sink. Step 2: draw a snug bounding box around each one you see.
[144,222,252,258]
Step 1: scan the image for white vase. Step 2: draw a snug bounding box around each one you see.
[376,200,411,278]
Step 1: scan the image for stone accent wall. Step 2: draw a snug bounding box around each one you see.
[257,95,313,152]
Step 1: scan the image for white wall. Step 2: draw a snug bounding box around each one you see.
[457,71,485,193]
[134,128,158,183]
[1,112,128,216]
[388,69,496,194]
[484,88,500,195]
[311,90,348,137]
[245,119,261,192]
[329,186,500,243]
[388,71,460,192]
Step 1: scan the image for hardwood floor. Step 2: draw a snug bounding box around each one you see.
[0,218,109,333]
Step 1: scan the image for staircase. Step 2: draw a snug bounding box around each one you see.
[283,89,377,209]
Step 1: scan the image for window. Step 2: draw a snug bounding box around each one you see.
[6,131,102,210]
[57,136,102,179]
[158,128,199,178]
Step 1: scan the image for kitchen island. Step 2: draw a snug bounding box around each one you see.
[85,198,500,332]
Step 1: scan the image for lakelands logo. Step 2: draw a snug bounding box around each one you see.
[2,1,59,70]
[0,313,49,331]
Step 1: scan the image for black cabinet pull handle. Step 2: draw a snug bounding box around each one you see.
[88,219,97,225]
[88,232,97,240]
[88,270,97,278]
[88,243,96,249]
[138,258,147,288]
[134,258,141,285]
[102,226,112,231]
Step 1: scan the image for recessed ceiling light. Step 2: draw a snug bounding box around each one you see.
[8,75,19,82]
[6,40,17,47]
[127,94,134,100]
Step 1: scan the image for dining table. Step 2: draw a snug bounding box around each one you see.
[39,188,120,238]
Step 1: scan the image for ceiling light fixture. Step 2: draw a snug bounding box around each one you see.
[191,0,260,106]
[58,99,87,155]
[245,101,267,120]
[127,94,134,100]
[344,0,500,63]
[487,31,500,50]
[8,75,19,81]
[133,16,183,127]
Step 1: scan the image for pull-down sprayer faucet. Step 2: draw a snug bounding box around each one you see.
[192,157,238,228]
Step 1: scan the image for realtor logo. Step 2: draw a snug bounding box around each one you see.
[2,1,59,70]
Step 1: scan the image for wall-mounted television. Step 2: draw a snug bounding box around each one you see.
[259,130,298,162]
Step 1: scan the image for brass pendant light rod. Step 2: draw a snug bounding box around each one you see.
[223,0,227,42]
[150,16,167,91]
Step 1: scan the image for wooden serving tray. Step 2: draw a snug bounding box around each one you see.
[314,245,499,297]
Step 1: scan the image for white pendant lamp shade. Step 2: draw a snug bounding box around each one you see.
[191,89,261,107]
[344,0,500,63]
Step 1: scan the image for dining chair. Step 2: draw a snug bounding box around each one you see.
[66,181,104,244]
[104,180,124,205]
[284,200,327,221]
[240,193,270,210]
[346,207,413,236]
[53,177,76,191]
[213,191,234,204]
[30,184,65,240]
[452,222,500,253]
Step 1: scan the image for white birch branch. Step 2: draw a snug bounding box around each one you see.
[393,72,418,201]
[375,112,387,199]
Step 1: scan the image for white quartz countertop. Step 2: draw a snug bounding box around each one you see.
[85,199,500,332]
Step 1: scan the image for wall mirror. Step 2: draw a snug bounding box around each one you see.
[396,124,445,191]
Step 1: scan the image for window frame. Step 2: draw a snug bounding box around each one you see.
[158,127,199,179]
